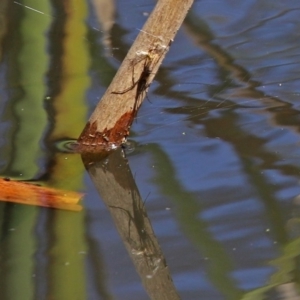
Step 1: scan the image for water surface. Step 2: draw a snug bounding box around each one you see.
[0,0,300,299]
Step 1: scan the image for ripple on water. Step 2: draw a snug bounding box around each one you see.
[54,140,79,153]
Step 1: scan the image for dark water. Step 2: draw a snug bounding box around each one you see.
[1,0,300,299]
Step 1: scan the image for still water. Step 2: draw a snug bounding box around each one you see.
[1,0,300,299]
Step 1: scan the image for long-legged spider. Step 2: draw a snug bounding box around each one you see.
[112,43,169,115]
[112,53,154,115]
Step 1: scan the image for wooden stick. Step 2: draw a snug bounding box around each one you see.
[77,0,194,152]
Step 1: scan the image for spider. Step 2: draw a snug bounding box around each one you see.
[112,43,169,115]
[112,52,154,115]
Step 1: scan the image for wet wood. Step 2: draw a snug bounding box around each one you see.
[77,0,194,152]
[82,149,181,300]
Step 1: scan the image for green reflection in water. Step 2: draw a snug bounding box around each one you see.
[4,206,37,300]
[46,0,90,298]
[4,1,52,299]
[146,143,243,300]
[11,0,51,179]
[242,234,300,299]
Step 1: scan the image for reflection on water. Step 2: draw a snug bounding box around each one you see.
[82,148,180,299]
[1,0,300,299]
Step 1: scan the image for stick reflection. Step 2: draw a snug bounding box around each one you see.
[82,148,180,300]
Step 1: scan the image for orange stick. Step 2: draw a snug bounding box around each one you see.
[0,178,83,211]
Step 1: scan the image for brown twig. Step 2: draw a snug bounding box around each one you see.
[77,0,194,153]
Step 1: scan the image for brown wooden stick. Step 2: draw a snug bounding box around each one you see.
[77,0,194,152]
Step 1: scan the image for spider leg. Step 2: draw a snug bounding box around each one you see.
[111,81,138,94]
[111,56,144,95]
